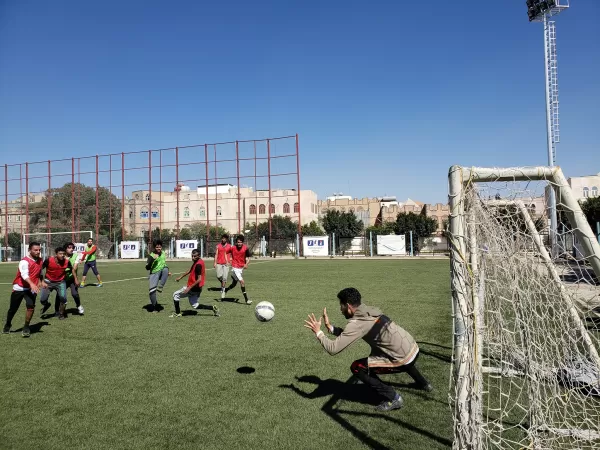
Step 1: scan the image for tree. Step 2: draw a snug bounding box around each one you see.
[7,231,22,250]
[395,212,438,253]
[183,222,228,242]
[29,183,121,237]
[581,196,600,231]
[321,210,364,252]
[252,215,298,254]
[301,220,325,236]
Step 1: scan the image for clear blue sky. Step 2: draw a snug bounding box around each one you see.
[1,0,598,204]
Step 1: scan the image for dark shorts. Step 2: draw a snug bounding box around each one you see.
[10,290,37,309]
[40,280,67,304]
[82,260,98,276]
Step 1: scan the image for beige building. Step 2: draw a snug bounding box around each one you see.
[567,172,600,202]
[124,184,319,237]
[0,193,45,235]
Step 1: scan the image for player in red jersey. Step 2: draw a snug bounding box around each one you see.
[39,246,77,320]
[214,234,232,300]
[171,249,219,318]
[225,234,252,305]
[3,242,43,337]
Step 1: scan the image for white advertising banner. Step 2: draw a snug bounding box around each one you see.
[302,236,329,256]
[74,243,86,254]
[120,241,140,259]
[376,235,406,255]
[176,240,198,258]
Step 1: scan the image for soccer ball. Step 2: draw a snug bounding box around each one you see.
[255,301,275,322]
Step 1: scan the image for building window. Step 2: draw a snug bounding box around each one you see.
[259,204,266,214]
[217,206,222,216]
[184,207,190,218]
[129,210,133,219]
[270,204,275,214]
[249,204,256,215]
[294,202,299,213]
[145,194,150,201]
[321,208,327,214]
[592,186,599,198]
[283,203,290,214]
[140,207,149,219]
[199,207,205,217]
[151,208,159,219]
[583,187,589,198]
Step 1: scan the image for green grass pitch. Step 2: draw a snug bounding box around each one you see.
[0,258,453,450]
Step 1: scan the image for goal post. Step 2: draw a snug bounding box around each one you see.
[22,231,93,260]
[448,166,600,449]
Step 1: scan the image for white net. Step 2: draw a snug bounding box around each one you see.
[449,167,600,450]
[23,231,95,260]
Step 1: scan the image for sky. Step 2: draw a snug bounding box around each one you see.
[1,0,599,204]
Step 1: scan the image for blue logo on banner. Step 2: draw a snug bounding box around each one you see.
[123,244,137,251]
[307,240,325,247]
[180,243,196,249]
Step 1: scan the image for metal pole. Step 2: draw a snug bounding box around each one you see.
[4,165,8,256]
[109,155,112,238]
[214,144,217,240]
[205,144,210,242]
[200,237,204,259]
[71,158,75,241]
[597,222,600,244]
[25,162,29,238]
[369,231,373,257]
[159,150,163,235]
[95,155,99,240]
[332,232,336,256]
[121,153,125,240]
[295,134,301,236]
[410,230,414,256]
[254,141,258,240]
[47,160,51,247]
[296,233,300,257]
[267,139,272,240]
[543,14,558,256]
[148,150,152,238]
[175,147,180,239]
[235,141,241,234]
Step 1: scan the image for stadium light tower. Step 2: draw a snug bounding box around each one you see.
[526,0,569,254]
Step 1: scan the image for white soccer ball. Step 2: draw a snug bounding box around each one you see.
[255,301,275,322]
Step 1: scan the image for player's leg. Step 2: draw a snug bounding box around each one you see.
[56,282,68,320]
[226,269,238,292]
[90,262,102,287]
[3,291,25,334]
[171,286,188,317]
[69,280,84,315]
[22,291,37,337]
[157,267,169,293]
[393,354,433,392]
[189,288,219,316]
[237,270,251,305]
[148,272,160,311]
[350,359,403,411]
[39,284,53,316]
[80,263,90,287]
[220,265,229,299]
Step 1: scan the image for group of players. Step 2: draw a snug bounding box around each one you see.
[2,234,252,336]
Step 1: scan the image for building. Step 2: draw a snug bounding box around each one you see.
[567,173,600,202]
[123,184,319,237]
[0,193,45,235]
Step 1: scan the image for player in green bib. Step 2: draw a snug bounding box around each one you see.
[145,239,171,312]
[64,243,84,315]
[80,238,103,287]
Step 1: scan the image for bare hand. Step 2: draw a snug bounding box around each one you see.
[168,272,172,277]
[323,307,331,330]
[31,283,41,294]
[243,264,248,269]
[213,263,216,268]
[175,277,181,282]
[303,313,322,334]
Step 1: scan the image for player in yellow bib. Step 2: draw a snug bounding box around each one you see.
[145,239,171,312]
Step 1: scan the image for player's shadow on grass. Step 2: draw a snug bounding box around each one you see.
[280,375,378,405]
[13,321,50,334]
[207,287,222,292]
[217,297,245,304]
[417,342,452,364]
[142,304,165,313]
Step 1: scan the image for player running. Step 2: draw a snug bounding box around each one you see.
[3,242,43,337]
[80,238,103,287]
[214,234,232,300]
[146,239,171,312]
[171,249,219,318]
[304,287,432,412]
[39,246,76,320]
[64,242,84,315]
[225,234,252,305]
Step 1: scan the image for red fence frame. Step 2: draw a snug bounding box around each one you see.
[1,134,301,253]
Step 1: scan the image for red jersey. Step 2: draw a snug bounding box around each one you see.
[230,244,250,269]
[216,243,231,265]
[13,256,43,290]
[187,259,205,292]
[43,256,72,282]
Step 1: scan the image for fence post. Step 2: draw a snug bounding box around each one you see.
[410,231,414,256]
[332,233,336,257]
[114,232,118,260]
[369,231,373,257]
[200,238,204,259]
[296,233,300,257]
[597,222,600,244]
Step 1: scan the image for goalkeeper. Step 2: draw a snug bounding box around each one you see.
[145,239,171,312]
[304,287,432,411]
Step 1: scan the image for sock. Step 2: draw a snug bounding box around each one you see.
[149,292,157,306]
[241,286,248,301]
[73,295,81,307]
[174,301,181,314]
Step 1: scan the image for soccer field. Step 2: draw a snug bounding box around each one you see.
[0,258,453,450]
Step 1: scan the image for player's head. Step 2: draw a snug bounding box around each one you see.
[153,239,163,252]
[55,246,66,260]
[191,249,200,261]
[28,242,41,258]
[221,234,229,244]
[65,242,75,255]
[87,238,93,245]
[337,287,362,319]
[235,235,244,248]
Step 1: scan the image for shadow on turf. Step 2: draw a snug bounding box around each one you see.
[417,342,452,364]
[142,304,165,313]
[282,375,451,449]
[13,321,50,334]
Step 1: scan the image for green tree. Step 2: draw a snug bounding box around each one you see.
[322,210,364,252]
[183,222,228,242]
[29,183,121,237]
[581,196,600,231]
[301,220,325,236]
[395,212,438,253]
[7,231,22,250]
[253,215,298,254]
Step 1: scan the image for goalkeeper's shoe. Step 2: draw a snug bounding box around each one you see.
[375,396,403,411]
[212,305,220,317]
[169,313,182,318]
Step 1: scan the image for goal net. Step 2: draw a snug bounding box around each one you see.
[23,231,93,260]
[448,166,600,450]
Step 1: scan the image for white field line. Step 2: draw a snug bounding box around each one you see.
[0,260,276,285]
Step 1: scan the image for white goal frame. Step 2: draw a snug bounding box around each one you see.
[22,231,93,260]
[448,166,600,449]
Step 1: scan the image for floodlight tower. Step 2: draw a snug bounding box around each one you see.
[526,0,569,254]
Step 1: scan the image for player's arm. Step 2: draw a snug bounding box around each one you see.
[214,247,218,267]
[323,308,343,336]
[68,260,79,286]
[305,314,365,356]
[175,267,192,282]
[18,260,41,294]
[144,254,155,271]
[87,245,97,256]
[244,248,251,268]
[39,258,50,288]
